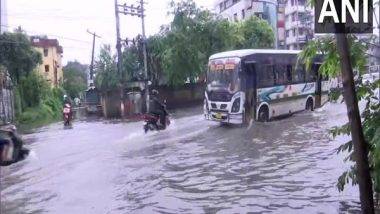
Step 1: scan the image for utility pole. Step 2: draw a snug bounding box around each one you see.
[115,0,126,118]
[87,30,101,83]
[140,0,149,113]
[114,0,123,79]
[116,0,150,113]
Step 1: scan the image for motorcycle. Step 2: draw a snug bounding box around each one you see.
[0,125,29,166]
[143,109,170,133]
[63,104,72,127]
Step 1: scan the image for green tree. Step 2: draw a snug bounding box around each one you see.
[94,45,119,91]
[115,0,275,87]
[122,40,144,81]
[238,16,275,49]
[63,61,88,98]
[0,32,42,83]
[157,0,275,86]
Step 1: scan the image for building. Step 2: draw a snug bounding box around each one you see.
[214,0,279,48]
[31,36,63,87]
[277,0,286,49]
[0,0,8,33]
[284,0,314,50]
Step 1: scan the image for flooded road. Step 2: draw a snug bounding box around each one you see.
[1,102,360,213]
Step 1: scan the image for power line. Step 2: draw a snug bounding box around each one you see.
[0,24,92,44]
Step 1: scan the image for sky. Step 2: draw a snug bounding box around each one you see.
[6,0,215,65]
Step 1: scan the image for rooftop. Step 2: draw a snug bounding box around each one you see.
[209,49,302,59]
[30,36,63,54]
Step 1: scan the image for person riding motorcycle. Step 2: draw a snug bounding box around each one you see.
[63,95,73,124]
[149,90,167,129]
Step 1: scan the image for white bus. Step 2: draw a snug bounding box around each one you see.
[204,49,330,124]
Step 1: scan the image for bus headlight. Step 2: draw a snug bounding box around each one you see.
[231,98,240,113]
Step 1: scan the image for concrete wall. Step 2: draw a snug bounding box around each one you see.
[153,83,205,110]
[100,83,206,118]
[100,90,121,119]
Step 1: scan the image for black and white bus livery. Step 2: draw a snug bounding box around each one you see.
[204,49,330,124]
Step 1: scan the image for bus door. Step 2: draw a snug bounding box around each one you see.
[314,63,322,108]
[243,61,257,123]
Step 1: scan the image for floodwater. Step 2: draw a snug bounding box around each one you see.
[0,102,360,213]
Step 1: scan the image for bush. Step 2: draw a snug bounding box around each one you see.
[15,71,65,129]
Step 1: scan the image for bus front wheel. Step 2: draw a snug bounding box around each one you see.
[258,106,269,122]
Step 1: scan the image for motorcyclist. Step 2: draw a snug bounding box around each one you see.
[63,95,73,123]
[63,95,72,106]
[149,90,166,129]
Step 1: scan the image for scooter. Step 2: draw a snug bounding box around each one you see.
[0,125,29,166]
[143,110,170,133]
[63,104,72,128]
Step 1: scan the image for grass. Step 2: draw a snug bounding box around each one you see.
[16,102,62,133]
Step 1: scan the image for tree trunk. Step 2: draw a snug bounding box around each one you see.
[336,34,375,214]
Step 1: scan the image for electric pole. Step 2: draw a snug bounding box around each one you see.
[87,30,101,83]
[140,0,149,113]
[114,0,123,79]
[116,0,150,113]
[115,0,126,118]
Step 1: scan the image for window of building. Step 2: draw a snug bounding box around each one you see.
[286,30,290,37]
[233,0,239,4]
[242,9,245,19]
[293,29,296,36]
[43,48,48,57]
[234,13,238,22]
[219,3,224,11]
[45,65,50,72]
[224,0,230,8]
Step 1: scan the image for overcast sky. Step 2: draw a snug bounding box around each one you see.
[7,0,215,65]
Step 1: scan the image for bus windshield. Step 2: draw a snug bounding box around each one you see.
[207,58,240,92]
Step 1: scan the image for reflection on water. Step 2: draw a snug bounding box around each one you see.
[1,103,360,213]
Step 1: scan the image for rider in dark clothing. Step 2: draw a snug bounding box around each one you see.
[149,90,166,128]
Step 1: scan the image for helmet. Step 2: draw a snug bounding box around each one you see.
[151,90,159,96]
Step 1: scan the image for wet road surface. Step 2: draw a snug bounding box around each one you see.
[1,103,360,213]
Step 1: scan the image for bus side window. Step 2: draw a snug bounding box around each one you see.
[275,64,287,85]
[286,65,292,83]
[307,64,318,82]
[257,64,274,88]
[295,64,306,83]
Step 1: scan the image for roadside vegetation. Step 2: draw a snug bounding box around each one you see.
[94,0,275,90]
[62,61,88,99]
[0,31,65,131]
